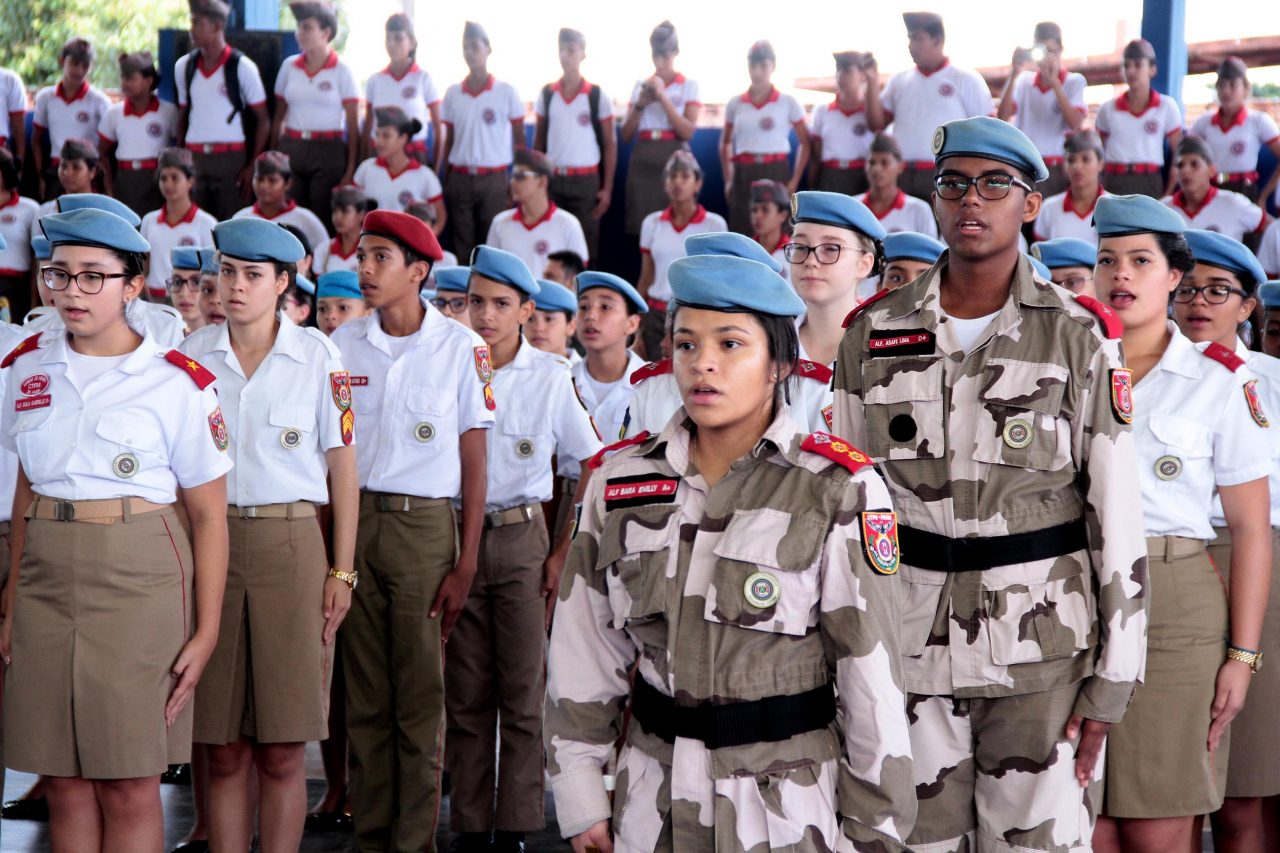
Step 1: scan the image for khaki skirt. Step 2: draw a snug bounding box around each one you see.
[625,138,685,234]
[194,510,332,745]
[1208,525,1280,798]
[5,507,194,779]
[1103,536,1229,818]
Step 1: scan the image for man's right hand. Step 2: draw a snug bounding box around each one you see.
[571,821,612,853]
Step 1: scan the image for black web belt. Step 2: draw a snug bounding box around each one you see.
[899,518,1088,572]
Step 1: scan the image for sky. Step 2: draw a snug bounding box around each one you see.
[330,0,1280,113]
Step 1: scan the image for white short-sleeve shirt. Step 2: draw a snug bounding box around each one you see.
[175,47,268,146]
[1190,108,1280,177]
[1258,218,1280,277]
[0,194,38,274]
[1134,323,1273,539]
[181,315,351,506]
[1008,70,1087,161]
[140,204,218,296]
[639,205,728,303]
[1210,339,1280,527]
[619,360,682,439]
[1162,187,1267,241]
[331,298,495,495]
[0,331,232,502]
[275,51,359,134]
[811,102,872,163]
[353,157,443,212]
[534,80,614,169]
[33,82,110,156]
[0,68,25,141]
[1095,90,1183,166]
[231,202,329,257]
[860,190,939,238]
[364,63,440,146]
[724,88,804,155]
[571,351,645,448]
[486,203,590,273]
[441,75,525,168]
[0,323,27,520]
[315,237,359,274]
[880,61,993,162]
[628,74,700,133]
[1033,187,1105,242]
[98,97,177,161]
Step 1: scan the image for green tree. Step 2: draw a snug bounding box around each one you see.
[0,0,188,90]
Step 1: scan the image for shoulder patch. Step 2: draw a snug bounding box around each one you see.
[1245,379,1270,427]
[473,345,493,383]
[588,431,651,470]
[841,288,891,329]
[860,511,900,575]
[794,359,833,383]
[1,333,41,368]
[800,431,872,474]
[1073,295,1122,340]
[630,359,672,386]
[164,349,217,389]
[1203,341,1245,373]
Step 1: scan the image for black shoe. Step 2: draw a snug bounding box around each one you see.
[493,831,526,853]
[2,797,49,821]
[160,763,192,785]
[170,841,210,853]
[304,810,353,832]
[449,832,492,852]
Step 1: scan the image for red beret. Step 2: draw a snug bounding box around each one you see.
[361,210,443,261]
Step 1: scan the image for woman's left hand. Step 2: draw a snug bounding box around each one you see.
[1208,658,1253,752]
[166,632,217,727]
[322,575,353,644]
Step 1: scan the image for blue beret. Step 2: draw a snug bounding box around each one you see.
[1093,194,1186,237]
[30,236,51,261]
[532,279,578,314]
[213,218,305,263]
[469,245,539,297]
[41,208,150,253]
[684,231,783,274]
[575,271,648,313]
[1025,254,1052,280]
[791,191,886,241]
[669,254,805,317]
[1259,281,1280,310]
[1031,238,1096,270]
[0,231,6,251]
[57,193,143,228]
[1185,229,1267,288]
[933,116,1049,183]
[171,246,202,271]
[421,288,437,301]
[198,247,218,274]
[294,274,316,297]
[317,270,362,301]
[882,231,945,264]
[433,266,470,293]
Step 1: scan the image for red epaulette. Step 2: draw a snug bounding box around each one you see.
[800,432,872,474]
[1073,295,1122,340]
[630,359,672,386]
[0,333,41,369]
[587,431,651,470]
[164,349,217,389]
[794,359,833,383]
[1203,341,1245,373]
[842,287,891,329]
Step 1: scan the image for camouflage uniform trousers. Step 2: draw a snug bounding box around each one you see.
[907,682,1104,853]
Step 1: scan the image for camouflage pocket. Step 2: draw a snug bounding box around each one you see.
[613,743,671,853]
[861,357,946,462]
[597,503,681,629]
[973,360,1070,471]
[984,575,1097,665]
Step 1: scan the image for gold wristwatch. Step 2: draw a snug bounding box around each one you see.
[1226,645,1263,673]
[329,568,359,590]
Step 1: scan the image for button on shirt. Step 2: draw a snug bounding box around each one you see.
[811,102,871,163]
[534,80,613,169]
[880,61,993,162]
[1136,323,1272,539]
[723,87,804,155]
[331,298,494,496]
[1008,70,1088,160]
[0,331,231,503]
[1190,108,1280,176]
[1162,186,1267,242]
[175,47,268,146]
[1211,339,1280,528]
[639,206,728,303]
[486,203,590,272]
[1033,188,1105,242]
[33,82,110,156]
[353,156,443,212]
[180,315,350,506]
[365,64,440,147]
[441,75,525,168]
[98,97,177,161]
[275,51,359,133]
[1095,90,1183,166]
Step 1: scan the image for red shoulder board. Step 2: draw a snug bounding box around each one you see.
[795,359,833,383]
[841,288,891,329]
[163,349,217,389]
[1203,341,1245,373]
[0,333,41,368]
[587,431,651,470]
[800,432,872,474]
[630,359,672,386]
[1073,295,1122,340]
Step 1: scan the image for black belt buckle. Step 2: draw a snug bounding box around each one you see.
[373,493,393,512]
[53,500,75,522]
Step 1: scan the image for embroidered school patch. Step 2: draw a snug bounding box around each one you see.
[1245,379,1270,428]
[341,409,355,446]
[474,345,493,383]
[208,406,229,451]
[1110,368,1134,425]
[603,475,678,510]
[330,371,352,411]
[860,511,900,575]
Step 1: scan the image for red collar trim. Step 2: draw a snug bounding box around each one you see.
[916,58,950,77]
[294,50,339,78]
[375,156,421,179]
[552,78,594,102]
[329,236,358,259]
[124,96,161,117]
[829,99,865,117]
[740,86,780,108]
[383,61,420,83]
[1116,88,1161,117]
[462,74,496,96]
[198,45,233,78]
[2,193,20,209]
[1212,107,1248,132]
[659,204,708,231]
[663,73,687,88]
[56,80,90,103]
[862,189,907,219]
[1033,69,1068,93]
[1172,185,1217,218]
[757,233,790,254]
[1064,186,1104,218]
[161,203,200,227]
[253,200,298,220]
[516,202,558,230]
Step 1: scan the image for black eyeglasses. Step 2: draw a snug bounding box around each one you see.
[166,275,202,293]
[432,296,468,313]
[42,267,130,294]
[1057,274,1093,293]
[783,242,867,265]
[1172,284,1249,304]
[934,172,1034,201]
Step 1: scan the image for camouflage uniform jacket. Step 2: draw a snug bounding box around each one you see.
[545,411,916,852]
[832,256,1149,723]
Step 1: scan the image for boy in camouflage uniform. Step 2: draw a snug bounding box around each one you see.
[833,117,1149,852]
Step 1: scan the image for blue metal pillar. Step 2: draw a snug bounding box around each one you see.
[1141,0,1187,107]
[232,0,280,31]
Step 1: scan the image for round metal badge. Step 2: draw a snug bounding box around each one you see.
[1002,419,1034,449]
[414,422,435,443]
[932,126,946,155]
[1155,455,1182,481]
[280,428,303,449]
[112,452,139,479]
[744,571,780,609]
[516,438,535,458]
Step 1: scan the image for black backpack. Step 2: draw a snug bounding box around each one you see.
[182,47,246,127]
[539,82,604,172]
